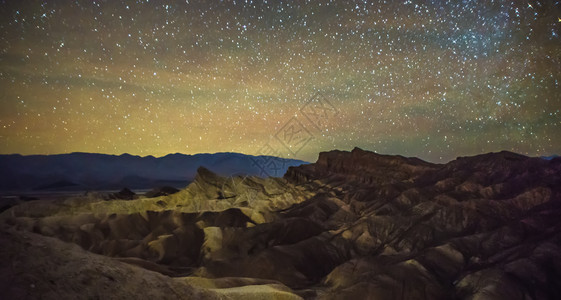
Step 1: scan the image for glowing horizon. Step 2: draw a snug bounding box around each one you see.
[1,1,560,163]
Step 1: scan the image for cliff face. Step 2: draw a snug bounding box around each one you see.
[285,147,438,185]
[282,148,561,299]
[2,148,561,299]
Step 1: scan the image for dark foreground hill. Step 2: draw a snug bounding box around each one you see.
[1,148,560,299]
[0,152,307,191]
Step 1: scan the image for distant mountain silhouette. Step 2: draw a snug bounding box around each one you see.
[0,152,308,191]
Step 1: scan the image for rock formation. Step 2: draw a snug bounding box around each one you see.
[144,186,181,198]
[1,147,560,299]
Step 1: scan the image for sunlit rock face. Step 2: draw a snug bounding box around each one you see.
[2,148,561,299]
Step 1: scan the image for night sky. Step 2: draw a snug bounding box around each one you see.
[1,0,560,162]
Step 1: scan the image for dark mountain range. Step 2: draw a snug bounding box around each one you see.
[0,152,307,192]
[1,148,560,299]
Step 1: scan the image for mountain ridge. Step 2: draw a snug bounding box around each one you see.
[0,152,308,192]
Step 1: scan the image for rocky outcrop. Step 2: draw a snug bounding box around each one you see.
[144,186,180,198]
[285,147,437,186]
[0,228,303,299]
[283,148,561,299]
[112,187,136,200]
[2,148,560,299]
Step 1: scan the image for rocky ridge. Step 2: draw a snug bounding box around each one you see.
[1,147,560,299]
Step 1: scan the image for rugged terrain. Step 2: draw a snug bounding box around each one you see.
[1,147,561,299]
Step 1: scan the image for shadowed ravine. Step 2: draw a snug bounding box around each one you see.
[1,147,561,299]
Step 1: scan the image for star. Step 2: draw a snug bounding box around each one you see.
[0,0,559,162]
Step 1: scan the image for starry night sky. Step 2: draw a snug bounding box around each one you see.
[1,0,560,162]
